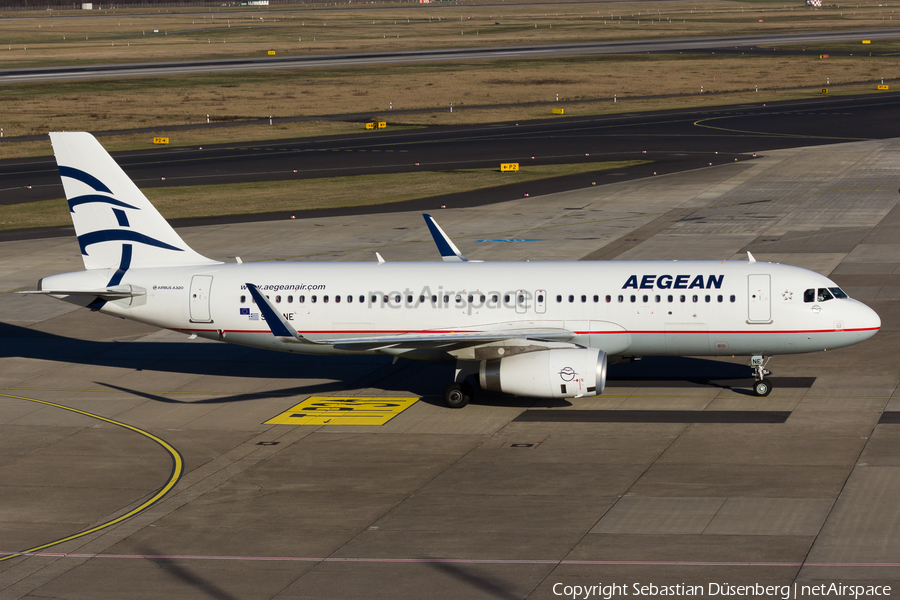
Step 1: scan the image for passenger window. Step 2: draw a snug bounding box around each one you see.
[680,295,686,303]
[347,295,352,303]
[444,295,450,303]
[618,295,624,303]
[275,295,281,303]
[630,295,636,303]
[655,295,661,303]
[556,295,562,303]
[605,295,611,303]
[419,295,425,303]
[408,295,414,303]
[817,288,834,302]
[830,287,848,299]
[324,295,329,303]
[642,295,648,303]
[668,295,673,303]
[518,294,525,304]
[312,295,317,303]
[505,294,510,303]
[480,295,486,302]
[581,295,586,303]
[299,295,305,303]
[359,295,365,303]
[335,295,341,303]
[288,295,294,303]
[717,295,723,303]
[730,295,736,302]
[569,295,574,303]
[240,295,246,303]
[593,295,599,302]
[455,295,462,303]
[495,294,501,303]
[692,295,698,303]
[804,289,815,303]
[395,295,401,303]
[705,295,710,303]
[432,295,438,303]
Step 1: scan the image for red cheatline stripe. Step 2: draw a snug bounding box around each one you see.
[175,327,879,335]
[1,552,898,567]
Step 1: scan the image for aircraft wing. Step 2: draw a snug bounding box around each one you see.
[321,328,575,351]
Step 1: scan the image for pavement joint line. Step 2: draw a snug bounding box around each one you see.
[1,388,897,400]
[256,167,900,261]
[0,393,184,564]
[2,552,900,567]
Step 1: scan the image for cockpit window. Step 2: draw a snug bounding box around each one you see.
[817,288,834,302]
[805,287,847,302]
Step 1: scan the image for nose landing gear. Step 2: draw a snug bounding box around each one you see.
[751,355,772,396]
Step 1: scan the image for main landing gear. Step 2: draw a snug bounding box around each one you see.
[444,382,474,408]
[444,360,478,408]
[751,355,773,397]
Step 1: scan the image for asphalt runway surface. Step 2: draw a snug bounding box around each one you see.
[2,136,900,599]
[2,91,900,241]
[3,28,900,82]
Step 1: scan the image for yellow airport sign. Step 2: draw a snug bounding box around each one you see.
[366,123,376,129]
[153,137,169,145]
[265,396,419,426]
[552,108,564,115]
[501,163,519,172]
[879,84,890,90]
[863,40,871,44]
[268,50,276,55]
[821,88,828,94]
[377,122,387,129]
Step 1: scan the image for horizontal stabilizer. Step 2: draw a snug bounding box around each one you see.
[17,284,146,300]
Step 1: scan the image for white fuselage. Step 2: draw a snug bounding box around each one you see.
[41,259,881,360]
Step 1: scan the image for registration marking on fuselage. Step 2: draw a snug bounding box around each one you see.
[265,396,419,426]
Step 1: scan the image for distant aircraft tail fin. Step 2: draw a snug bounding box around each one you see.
[49,132,220,271]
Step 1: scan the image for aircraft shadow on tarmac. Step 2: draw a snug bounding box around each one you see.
[0,321,811,405]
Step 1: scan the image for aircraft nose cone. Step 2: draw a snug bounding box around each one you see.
[855,301,881,341]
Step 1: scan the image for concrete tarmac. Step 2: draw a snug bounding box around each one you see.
[1,138,899,599]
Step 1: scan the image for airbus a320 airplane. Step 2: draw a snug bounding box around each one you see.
[24,133,881,407]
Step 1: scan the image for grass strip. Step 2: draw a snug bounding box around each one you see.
[0,161,646,231]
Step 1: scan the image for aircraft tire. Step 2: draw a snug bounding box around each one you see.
[754,378,773,397]
[444,383,471,408]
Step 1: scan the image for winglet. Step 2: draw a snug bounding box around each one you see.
[423,214,467,262]
[747,251,756,263]
[376,252,385,264]
[245,283,315,344]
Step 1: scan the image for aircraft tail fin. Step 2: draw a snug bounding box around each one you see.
[49,132,220,271]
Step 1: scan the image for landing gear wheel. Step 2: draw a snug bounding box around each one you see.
[444,383,471,408]
[754,378,773,397]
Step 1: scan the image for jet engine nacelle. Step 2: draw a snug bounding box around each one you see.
[479,348,607,399]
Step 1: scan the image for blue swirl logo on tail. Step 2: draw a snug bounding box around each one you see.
[60,166,184,257]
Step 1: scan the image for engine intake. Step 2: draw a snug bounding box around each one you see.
[479,348,607,399]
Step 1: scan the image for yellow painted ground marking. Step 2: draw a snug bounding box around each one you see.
[0,393,183,563]
[265,396,418,426]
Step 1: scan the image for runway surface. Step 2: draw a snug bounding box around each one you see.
[3,92,900,233]
[3,28,899,83]
[1,136,899,598]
